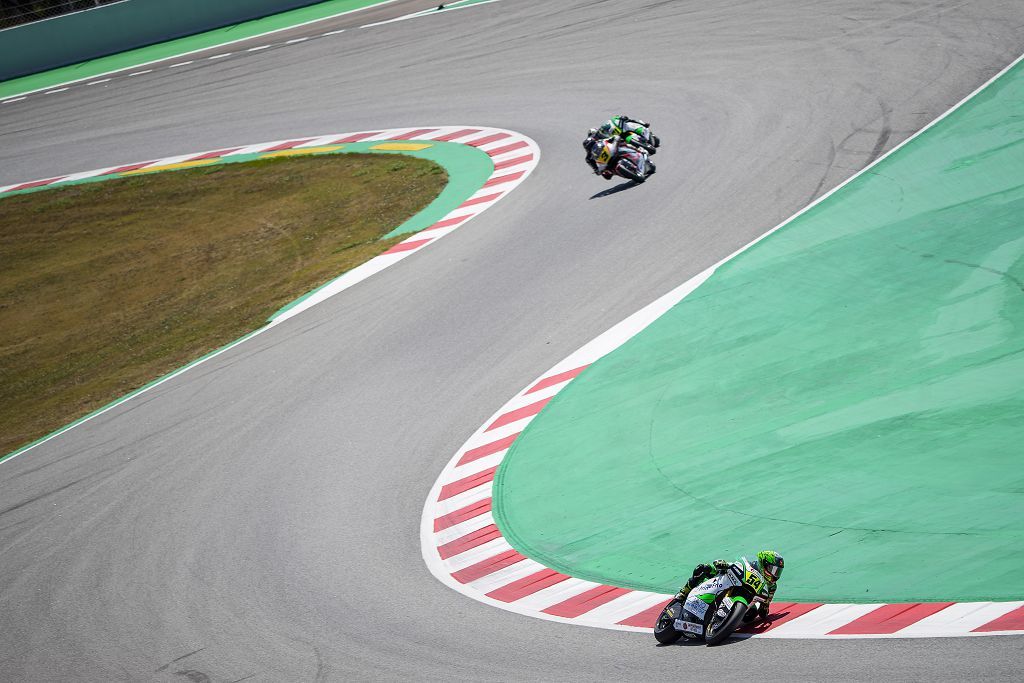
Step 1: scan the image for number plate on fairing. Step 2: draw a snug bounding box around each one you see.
[679,621,703,635]
[684,595,709,619]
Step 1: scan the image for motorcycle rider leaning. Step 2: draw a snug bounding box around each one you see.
[673,550,784,622]
[583,135,615,178]
[593,114,659,154]
[583,132,656,180]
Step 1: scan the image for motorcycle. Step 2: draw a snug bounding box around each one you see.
[653,557,772,646]
[588,136,656,183]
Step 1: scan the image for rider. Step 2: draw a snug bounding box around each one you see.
[592,114,659,154]
[583,126,657,179]
[673,550,784,621]
[583,133,615,178]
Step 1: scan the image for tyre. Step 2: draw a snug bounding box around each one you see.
[651,134,661,148]
[705,600,748,646]
[616,159,644,183]
[653,600,684,645]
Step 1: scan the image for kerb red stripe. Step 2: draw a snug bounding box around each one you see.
[433,128,481,141]
[543,585,630,618]
[493,154,534,171]
[973,604,1024,632]
[487,569,569,602]
[617,600,670,628]
[456,433,519,466]
[390,128,439,140]
[10,177,65,191]
[465,132,510,147]
[422,214,471,231]
[332,132,381,143]
[483,170,526,188]
[458,192,503,209]
[829,603,954,635]
[486,141,528,157]
[102,162,154,175]
[438,466,497,501]
[437,524,501,560]
[526,365,588,394]
[738,602,822,635]
[382,238,431,255]
[434,497,492,532]
[486,397,551,432]
[451,549,526,584]
[263,139,314,152]
[188,147,243,161]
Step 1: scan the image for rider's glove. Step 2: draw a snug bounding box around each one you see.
[691,563,712,580]
[712,559,729,573]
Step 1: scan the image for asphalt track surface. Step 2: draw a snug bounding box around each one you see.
[2,1,1024,680]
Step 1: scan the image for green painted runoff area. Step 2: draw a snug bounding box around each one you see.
[0,0,391,99]
[495,60,1024,604]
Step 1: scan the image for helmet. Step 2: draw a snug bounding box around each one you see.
[756,550,784,582]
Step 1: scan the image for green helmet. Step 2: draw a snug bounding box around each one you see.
[757,550,784,582]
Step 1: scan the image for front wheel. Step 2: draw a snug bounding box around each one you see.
[615,159,645,183]
[705,600,748,646]
[653,600,683,644]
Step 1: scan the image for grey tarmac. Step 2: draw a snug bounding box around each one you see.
[1,0,1023,680]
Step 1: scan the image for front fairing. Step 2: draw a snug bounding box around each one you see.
[682,572,737,621]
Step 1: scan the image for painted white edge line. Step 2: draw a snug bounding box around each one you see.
[0,126,539,466]
[419,50,1024,638]
[360,0,501,28]
[0,0,405,100]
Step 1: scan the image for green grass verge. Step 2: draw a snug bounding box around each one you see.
[0,153,446,456]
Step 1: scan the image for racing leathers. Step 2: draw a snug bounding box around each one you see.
[594,115,658,154]
[583,135,615,177]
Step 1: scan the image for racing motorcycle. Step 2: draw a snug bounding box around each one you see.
[589,136,656,183]
[653,557,772,646]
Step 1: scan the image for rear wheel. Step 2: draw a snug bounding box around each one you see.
[705,600,748,646]
[616,159,644,183]
[653,600,683,644]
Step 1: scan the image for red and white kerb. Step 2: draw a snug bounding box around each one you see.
[420,281,1024,640]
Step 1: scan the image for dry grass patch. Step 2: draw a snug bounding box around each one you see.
[0,154,447,455]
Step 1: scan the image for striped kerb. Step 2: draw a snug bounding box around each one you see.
[542,586,631,618]
[973,604,1024,632]
[451,549,527,584]
[456,433,519,466]
[434,497,493,532]
[438,466,498,501]
[829,603,954,635]
[438,524,503,560]
[487,569,570,602]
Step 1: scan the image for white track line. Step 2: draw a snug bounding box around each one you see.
[0,0,402,100]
